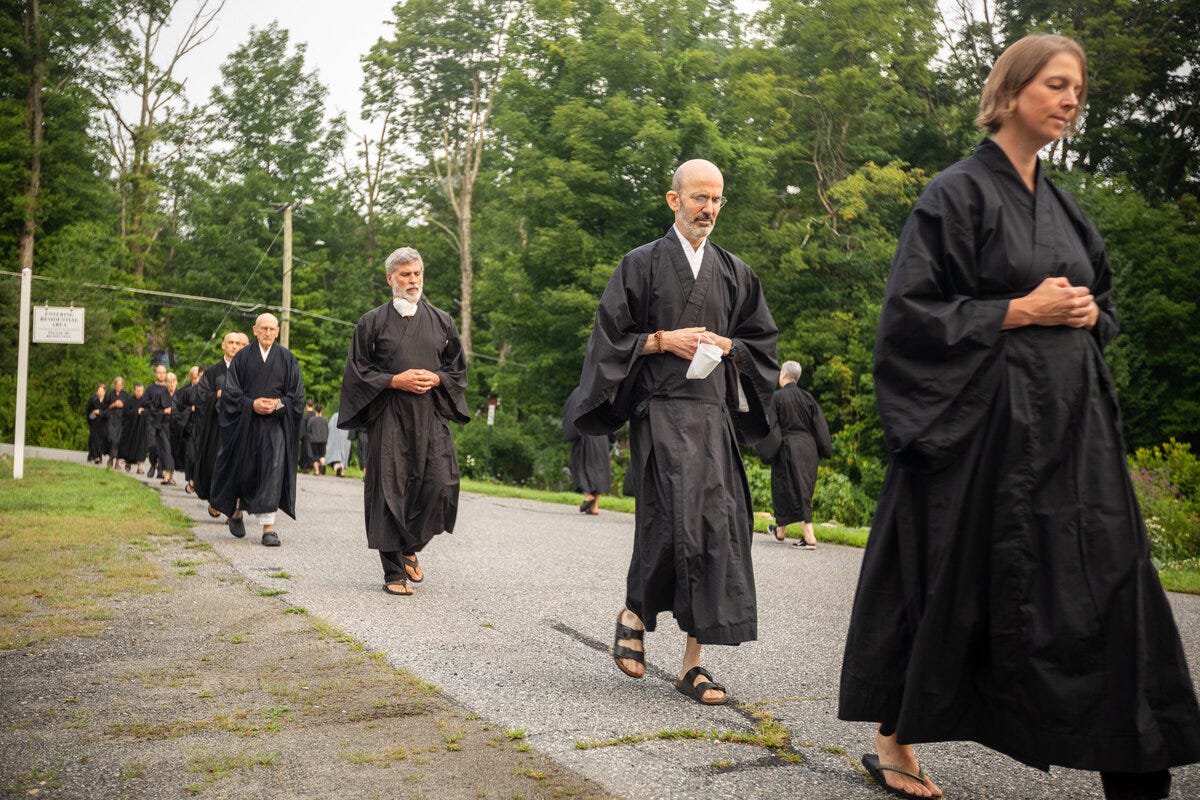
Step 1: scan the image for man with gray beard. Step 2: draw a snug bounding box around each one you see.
[337,247,470,596]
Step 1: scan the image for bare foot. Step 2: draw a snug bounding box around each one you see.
[874,729,941,798]
[402,554,424,583]
[384,581,413,596]
[678,666,726,704]
[615,608,645,678]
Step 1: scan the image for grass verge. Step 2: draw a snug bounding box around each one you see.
[461,476,1198,594]
[0,458,193,650]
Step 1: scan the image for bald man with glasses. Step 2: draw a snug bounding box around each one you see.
[573,159,779,706]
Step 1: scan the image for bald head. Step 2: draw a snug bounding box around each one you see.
[671,159,722,193]
[667,159,726,247]
[222,331,247,359]
[253,313,280,350]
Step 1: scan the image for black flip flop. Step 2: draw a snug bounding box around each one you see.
[383,580,413,596]
[675,665,727,705]
[861,753,937,799]
[402,554,424,583]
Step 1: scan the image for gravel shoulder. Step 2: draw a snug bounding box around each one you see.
[0,522,614,800]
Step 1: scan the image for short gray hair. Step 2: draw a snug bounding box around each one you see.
[781,361,803,383]
[385,247,423,277]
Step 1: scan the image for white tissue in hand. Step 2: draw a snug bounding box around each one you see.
[686,340,723,380]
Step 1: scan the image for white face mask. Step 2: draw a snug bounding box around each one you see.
[686,335,724,380]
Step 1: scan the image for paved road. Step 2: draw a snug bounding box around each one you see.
[12,446,1200,799]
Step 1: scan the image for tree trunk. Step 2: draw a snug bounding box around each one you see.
[18,0,44,274]
[458,187,473,358]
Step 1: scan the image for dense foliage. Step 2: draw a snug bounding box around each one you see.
[3,1,1198,528]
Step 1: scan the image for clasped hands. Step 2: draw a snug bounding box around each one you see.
[1004,276,1098,330]
[391,369,441,394]
[252,397,281,415]
[643,327,732,360]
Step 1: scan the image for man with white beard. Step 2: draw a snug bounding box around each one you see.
[337,247,470,596]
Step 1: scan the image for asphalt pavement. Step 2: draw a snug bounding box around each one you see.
[12,445,1200,799]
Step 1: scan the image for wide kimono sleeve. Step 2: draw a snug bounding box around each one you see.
[277,353,306,431]
[812,397,833,459]
[561,388,582,443]
[337,309,397,431]
[573,252,653,435]
[219,353,253,427]
[873,173,1011,471]
[429,308,470,425]
[722,257,780,443]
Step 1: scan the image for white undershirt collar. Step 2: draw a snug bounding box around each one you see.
[672,224,706,278]
[393,297,420,317]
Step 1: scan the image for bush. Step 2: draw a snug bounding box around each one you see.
[453,410,573,489]
[1129,466,1200,562]
[742,454,773,513]
[1129,440,1200,563]
[813,467,874,527]
[1132,439,1200,500]
[744,452,874,526]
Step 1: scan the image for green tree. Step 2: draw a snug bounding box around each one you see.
[364,0,522,358]
[481,0,742,418]
[170,23,344,380]
[0,0,137,448]
[995,0,1200,200]
[99,0,222,280]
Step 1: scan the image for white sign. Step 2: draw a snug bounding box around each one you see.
[486,404,496,426]
[32,306,85,344]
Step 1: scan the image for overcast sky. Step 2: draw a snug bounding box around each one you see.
[170,0,778,136]
[174,0,397,132]
[168,0,977,138]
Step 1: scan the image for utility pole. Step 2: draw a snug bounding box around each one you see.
[281,202,293,348]
[13,268,32,479]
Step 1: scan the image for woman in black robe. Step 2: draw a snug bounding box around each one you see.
[85,383,107,463]
[838,34,1200,800]
[104,377,130,468]
[562,388,613,515]
[118,382,150,473]
[766,361,830,548]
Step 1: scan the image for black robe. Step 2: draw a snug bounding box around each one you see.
[144,383,173,472]
[562,388,612,495]
[574,229,779,645]
[338,300,469,553]
[298,409,314,468]
[85,393,107,460]
[104,389,130,457]
[173,383,196,478]
[838,139,1200,773]
[191,360,230,501]
[768,384,831,526]
[210,345,304,518]
[118,391,151,464]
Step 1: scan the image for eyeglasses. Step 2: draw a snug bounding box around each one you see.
[681,193,728,209]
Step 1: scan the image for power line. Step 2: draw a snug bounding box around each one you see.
[1,269,526,367]
[0,269,356,327]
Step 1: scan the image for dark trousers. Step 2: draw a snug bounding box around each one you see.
[1100,771,1171,800]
